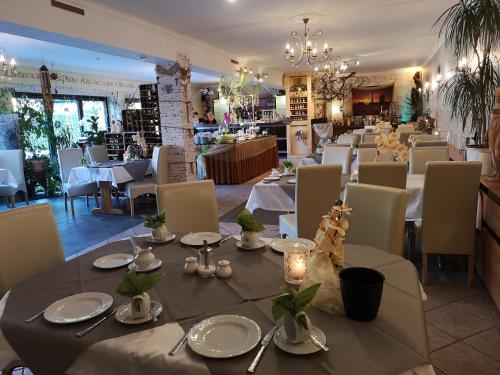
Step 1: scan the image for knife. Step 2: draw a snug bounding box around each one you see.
[310,334,329,351]
[75,307,117,337]
[247,325,279,374]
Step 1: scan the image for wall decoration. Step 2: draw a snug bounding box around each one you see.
[352,84,394,116]
[0,114,19,150]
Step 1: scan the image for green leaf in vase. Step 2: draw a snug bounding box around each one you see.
[116,271,164,297]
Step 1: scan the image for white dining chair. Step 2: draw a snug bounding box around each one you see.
[358,142,377,148]
[156,180,219,233]
[358,162,407,189]
[57,148,99,215]
[279,164,342,240]
[0,150,28,208]
[361,133,380,143]
[397,124,416,133]
[416,162,481,287]
[344,183,409,256]
[409,146,449,174]
[322,146,352,174]
[414,134,441,142]
[126,146,169,217]
[357,148,394,167]
[336,133,360,146]
[86,145,108,164]
[414,141,448,147]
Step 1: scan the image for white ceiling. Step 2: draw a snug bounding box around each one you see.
[0,32,221,83]
[87,0,455,73]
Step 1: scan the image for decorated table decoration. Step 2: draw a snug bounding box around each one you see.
[236,209,265,249]
[143,210,173,243]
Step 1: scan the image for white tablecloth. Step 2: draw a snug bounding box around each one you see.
[246,174,426,221]
[0,169,18,188]
[68,166,134,187]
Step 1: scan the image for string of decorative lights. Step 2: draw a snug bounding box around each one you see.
[0,47,17,78]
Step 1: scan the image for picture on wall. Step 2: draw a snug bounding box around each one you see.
[352,84,394,116]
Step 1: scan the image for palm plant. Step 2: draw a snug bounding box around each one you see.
[434,0,500,145]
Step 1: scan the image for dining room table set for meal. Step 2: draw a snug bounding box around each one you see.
[0,207,431,375]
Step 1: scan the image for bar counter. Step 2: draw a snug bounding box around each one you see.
[203,136,279,184]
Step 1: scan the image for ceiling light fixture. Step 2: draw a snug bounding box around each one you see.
[284,18,329,67]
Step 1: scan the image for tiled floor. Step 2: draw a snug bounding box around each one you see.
[2,179,500,375]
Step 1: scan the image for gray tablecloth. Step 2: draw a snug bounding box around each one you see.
[0,236,430,375]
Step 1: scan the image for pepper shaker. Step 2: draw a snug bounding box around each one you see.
[184,257,198,274]
[197,240,216,278]
[216,260,232,278]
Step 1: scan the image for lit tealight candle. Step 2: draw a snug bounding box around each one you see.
[283,243,310,285]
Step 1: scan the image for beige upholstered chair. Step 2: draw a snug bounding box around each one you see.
[415,141,448,147]
[156,180,218,233]
[409,146,449,174]
[336,133,361,146]
[397,124,415,132]
[358,162,407,189]
[126,146,169,217]
[0,150,28,208]
[418,162,481,286]
[357,148,394,167]
[279,164,342,240]
[362,133,380,143]
[86,145,108,164]
[57,148,98,215]
[414,134,441,142]
[322,146,352,174]
[358,142,377,148]
[344,183,408,256]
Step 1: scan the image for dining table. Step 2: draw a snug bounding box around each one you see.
[68,159,151,215]
[0,168,17,188]
[0,234,432,375]
[246,173,426,221]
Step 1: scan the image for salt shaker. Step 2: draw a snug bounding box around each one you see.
[184,257,198,274]
[216,260,232,278]
[197,240,216,278]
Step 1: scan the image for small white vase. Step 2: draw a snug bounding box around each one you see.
[284,167,291,175]
[284,311,311,344]
[152,224,168,241]
[135,247,156,269]
[241,231,259,248]
[131,292,151,320]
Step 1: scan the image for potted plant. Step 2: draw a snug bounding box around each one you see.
[272,283,321,344]
[143,211,168,241]
[116,270,163,320]
[282,160,293,175]
[84,116,106,145]
[435,0,500,147]
[236,209,265,248]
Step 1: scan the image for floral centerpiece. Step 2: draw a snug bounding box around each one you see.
[375,132,409,163]
[299,201,351,314]
[143,210,168,241]
[236,209,265,248]
[281,160,293,175]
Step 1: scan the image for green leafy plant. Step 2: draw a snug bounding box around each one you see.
[272,283,321,329]
[434,0,500,145]
[116,271,164,311]
[143,211,166,229]
[0,88,14,113]
[281,160,293,169]
[80,156,86,166]
[236,209,265,232]
[84,116,106,145]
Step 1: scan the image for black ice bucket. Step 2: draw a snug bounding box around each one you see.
[339,267,385,321]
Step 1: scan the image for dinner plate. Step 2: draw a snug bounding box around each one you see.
[44,292,113,324]
[115,300,163,325]
[128,258,162,272]
[286,178,296,184]
[235,237,273,251]
[146,233,176,244]
[93,253,135,269]
[180,232,222,246]
[188,315,261,358]
[270,238,316,254]
[274,326,326,355]
[263,176,280,182]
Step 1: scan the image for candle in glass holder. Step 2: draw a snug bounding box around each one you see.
[283,243,309,285]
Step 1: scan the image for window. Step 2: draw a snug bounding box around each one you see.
[82,100,107,131]
[53,99,80,142]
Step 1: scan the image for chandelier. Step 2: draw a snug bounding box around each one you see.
[284,18,331,67]
[314,48,360,75]
[0,48,17,78]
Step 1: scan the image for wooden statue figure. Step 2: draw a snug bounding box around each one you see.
[487,87,500,181]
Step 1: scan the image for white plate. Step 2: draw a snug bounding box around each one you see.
[115,300,163,325]
[146,233,176,244]
[274,326,326,355]
[128,258,162,272]
[263,176,280,182]
[236,238,273,251]
[93,253,135,269]
[44,292,113,324]
[180,232,222,246]
[270,238,316,254]
[188,315,261,358]
[286,178,296,184]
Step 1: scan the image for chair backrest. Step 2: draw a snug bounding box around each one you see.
[344,183,408,256]
[415,141,448,148]
[295,164,342,240]
[0,204,65,295]
[358,162,407,189]
[152,146,169,185]
[421,162,481,255]
[397,124,415,133]
[415,134,441,142]
[409,146,449,174]
[362,133,380,143]
[322,146,352,174]
[326,143,351,147]
[357,148,394,166]
[336,134,361,145]
[399,132,417,147]
[87,145,108,164]
[57,148,83,184]
[0,149,25,185]
[359,142,377,148]
[156,180,219,233]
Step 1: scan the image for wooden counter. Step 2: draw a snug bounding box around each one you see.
[203,136,279,184]
[477,177,500,310]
